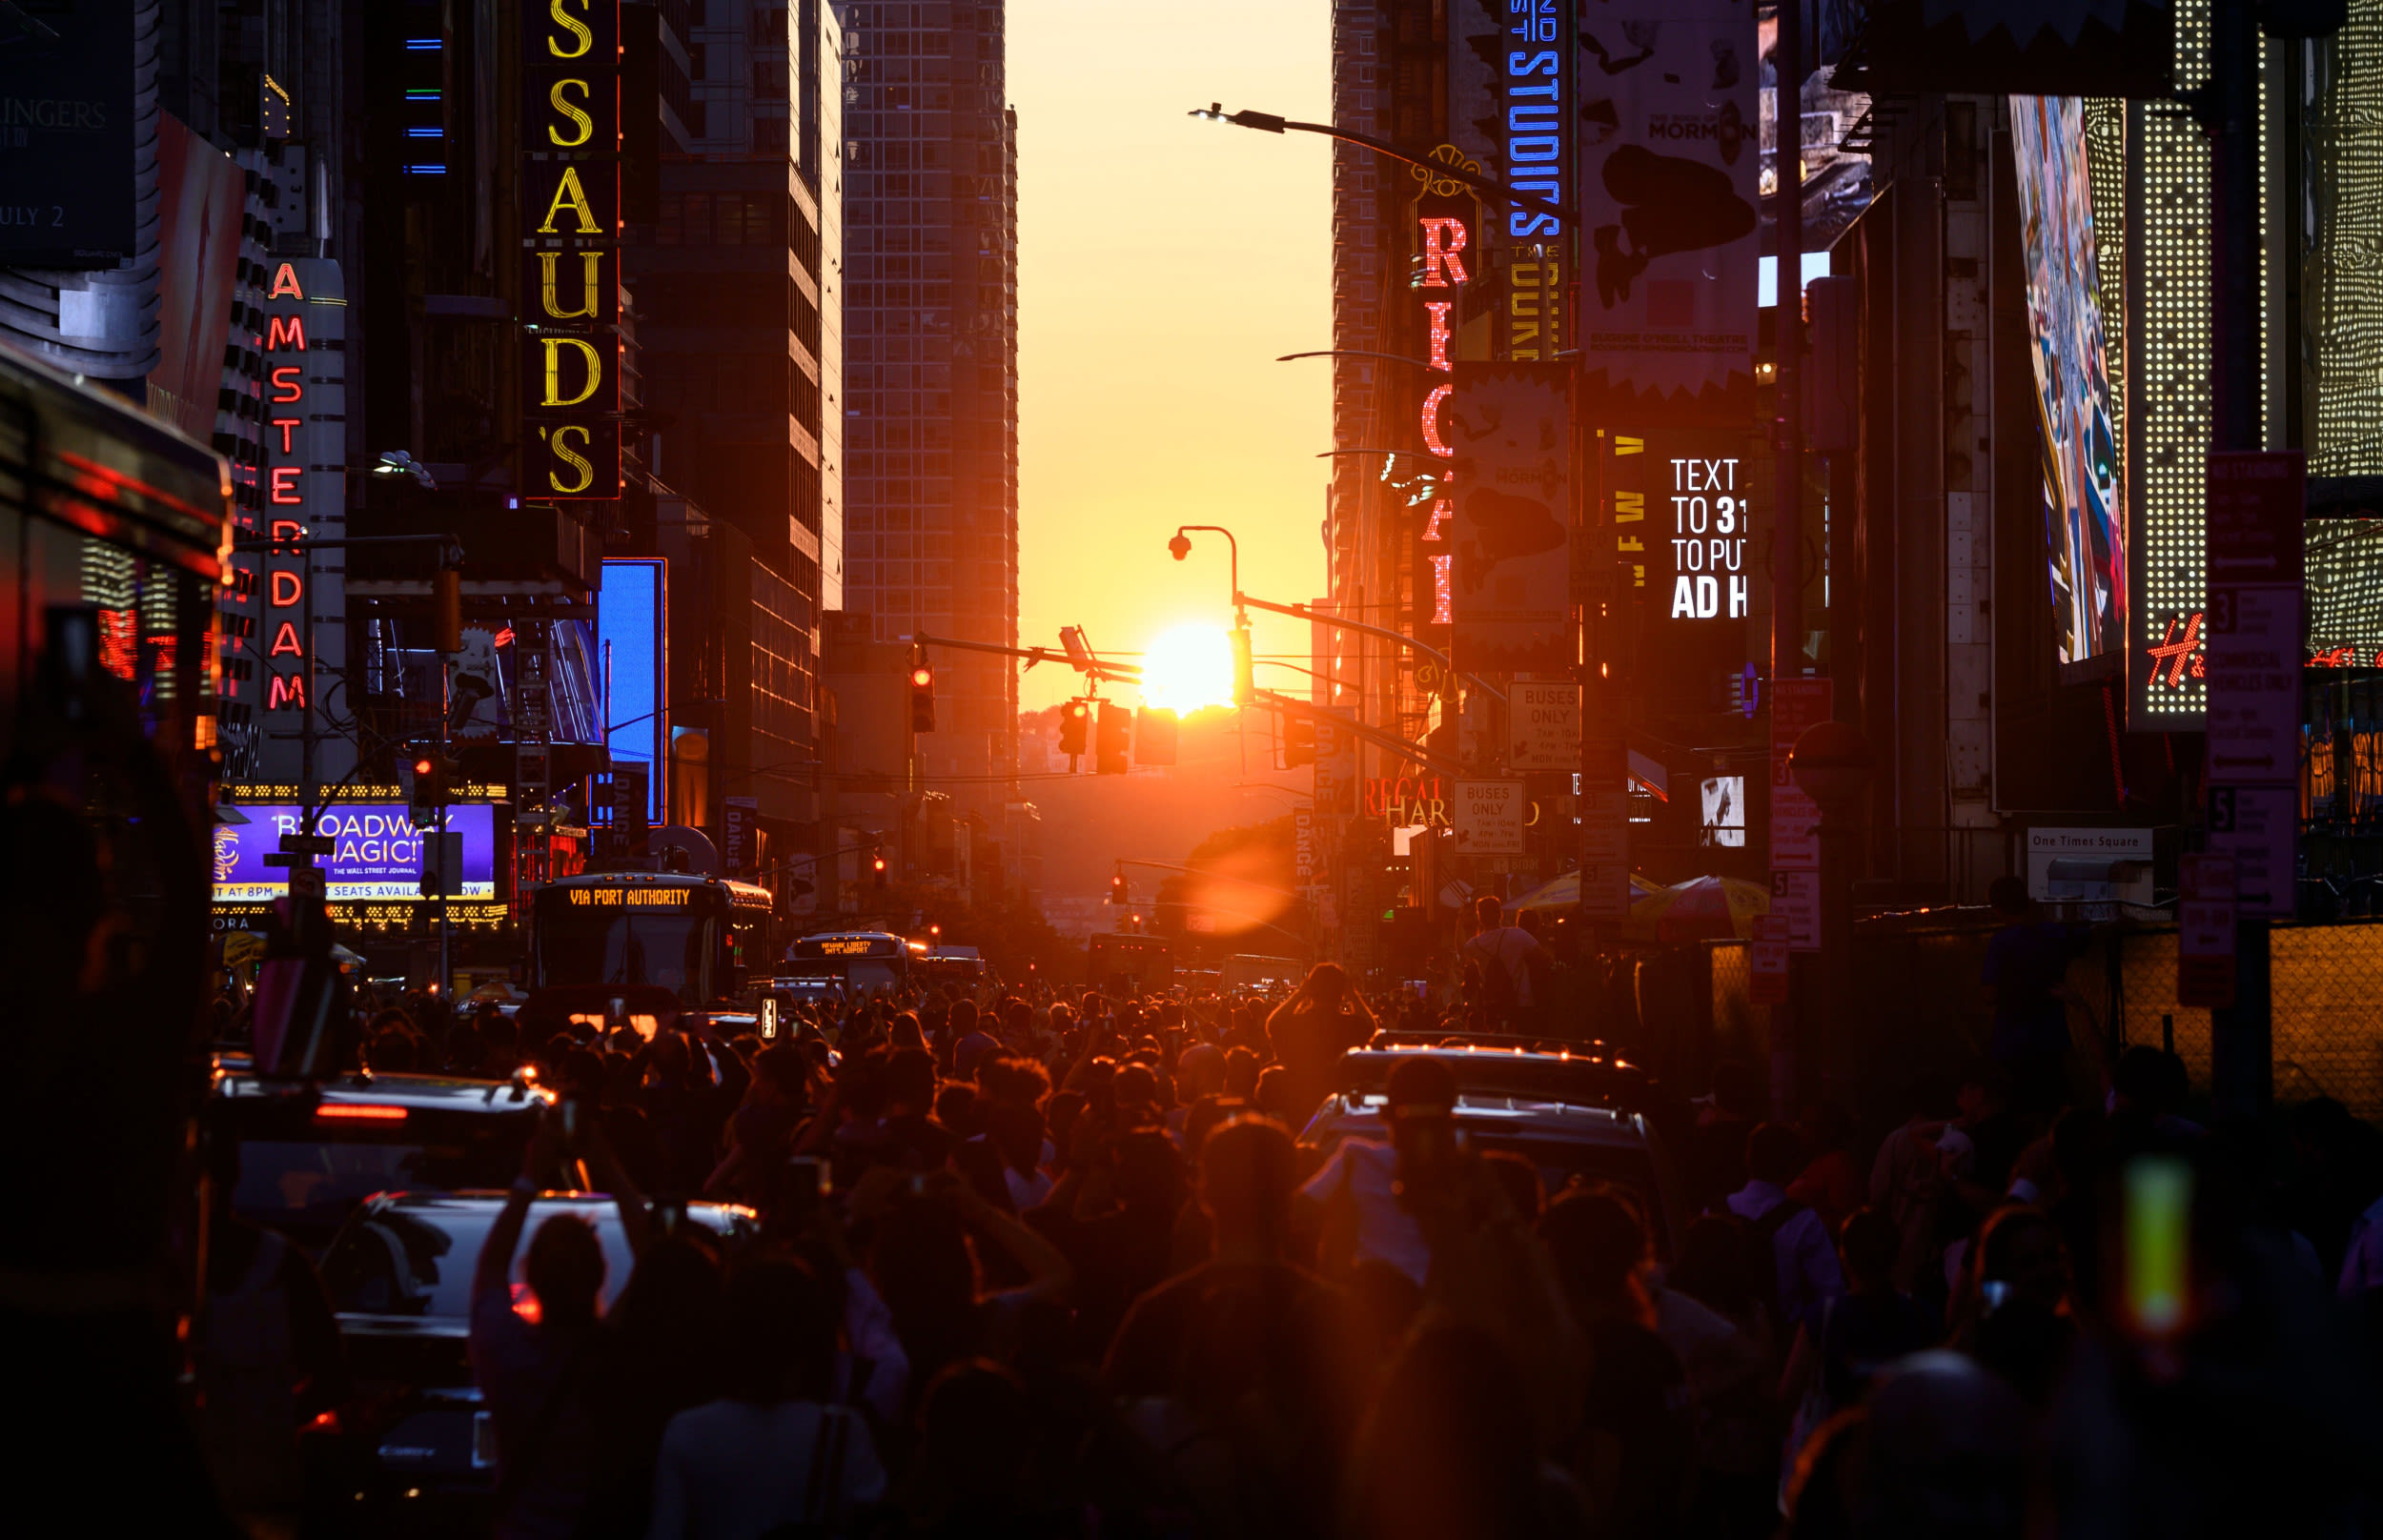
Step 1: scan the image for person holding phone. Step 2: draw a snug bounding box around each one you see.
[1265,962,1377,1131]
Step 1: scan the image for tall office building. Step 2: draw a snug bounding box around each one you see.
[837,1,1020,813]
[626,0,845,837]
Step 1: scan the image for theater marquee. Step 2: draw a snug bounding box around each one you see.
[520,0,622,499]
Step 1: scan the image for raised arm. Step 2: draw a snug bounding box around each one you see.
[478,1112,563,1307]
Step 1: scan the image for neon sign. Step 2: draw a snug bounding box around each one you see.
[262,262,310,714]
[520,0,622,498]
[1418,211,1469,627]
[1363,775,1453,826]
[2145,611,2207,688]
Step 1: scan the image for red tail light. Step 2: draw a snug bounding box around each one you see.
[315,1104,409,1123]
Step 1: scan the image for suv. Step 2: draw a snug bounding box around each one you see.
[1344,1037,1660,1114]
[1304,1044,1683,1258]
[314,1192,756,1519]
[210,1070,551,1253]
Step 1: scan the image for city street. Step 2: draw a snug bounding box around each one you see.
[2,0,2382,1535]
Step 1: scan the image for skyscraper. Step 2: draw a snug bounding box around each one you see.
[837,1,1019,811]
[626,0,845,839]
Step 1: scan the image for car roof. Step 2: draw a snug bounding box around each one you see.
[215,1071,552,1113]
[1338,1044,1654,1104]
[1310,1092,1654,1148]
[367,1190,756,1226]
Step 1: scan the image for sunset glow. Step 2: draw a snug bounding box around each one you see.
[1138,624,1236,714]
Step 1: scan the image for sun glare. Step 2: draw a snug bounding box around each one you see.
[1140,625,1236,714]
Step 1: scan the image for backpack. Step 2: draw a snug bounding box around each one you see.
[1469,929,1524,1026]
[1751,1197,1811,1332]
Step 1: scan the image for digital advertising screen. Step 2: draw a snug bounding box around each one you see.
[212,803,497,903]
[2010,94,2125,669]
[598,557,666,822]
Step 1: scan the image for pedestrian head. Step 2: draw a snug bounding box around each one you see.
[1542,1186,1650,1309]
[1839,1206,1900,1293]
[885,1045,937,1112]
[1302,962,1351,1004]
[1346,1322,1540,1540]
[723,1256,838,1404]
[524,1211,605,1330]
[1475,893,1504,930]
[1198,1115,1296,1253]
[1987,874,2031,919]
[1177,1042,1226,1102]
[1221,1045,1260,1099]
[914,1360,1033,1518]
[1747,1122,1805,1186]
[1972,1204,2068,1313]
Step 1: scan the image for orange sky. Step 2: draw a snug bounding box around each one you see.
[1008,0,1333,710]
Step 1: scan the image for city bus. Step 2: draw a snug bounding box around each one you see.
[523,871,774,1025]
[1087,933,1172,995]
[781,930,917,1001]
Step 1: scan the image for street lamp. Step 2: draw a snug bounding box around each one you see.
[1789,719,1873,1115]
[1189,103,1573,224]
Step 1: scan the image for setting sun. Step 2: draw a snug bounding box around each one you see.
[1138,624,1236,714]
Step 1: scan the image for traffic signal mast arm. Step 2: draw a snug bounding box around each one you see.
[1232,592,1505,704]
[913,630,1141,686]
[1252,686,1460,780]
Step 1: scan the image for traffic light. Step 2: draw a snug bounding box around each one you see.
[1231,625,1254,707]
[871,842,888,889]
[410,751,456,810]
[909,650,936,733]
[1110,870,1129,905]
[1095,700,1130,775]
[1058,699,1090,758]
[1134,706,1178,766]
[433,564,463,654]
[1281,713,1315,768]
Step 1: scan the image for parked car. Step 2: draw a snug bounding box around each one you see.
[312,1191,756,1522]
[210,1070,552,1253]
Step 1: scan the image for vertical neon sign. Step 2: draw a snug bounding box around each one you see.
[1419,213,1468,627]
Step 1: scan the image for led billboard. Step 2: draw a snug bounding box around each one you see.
[2010,94,2125,669]
[213,803,496,903]
[598,557,665,822]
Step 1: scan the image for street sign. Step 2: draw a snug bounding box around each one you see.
[287,863,325,901]
[1507,681,1581,770]
[2203,452,2303,923]
[1451,779,1527,855]
[1770,679,1832,871]
[2177,853,2237,1007]
[2026,827,2153,907]
[2208,784,2297,917]
[2204,583,2300,782]
[724,797,758,878]
[1771,869,1820,951]
[278,833,336,856]
[1749,915,1790,1005]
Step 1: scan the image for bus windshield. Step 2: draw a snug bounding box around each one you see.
[536,908,717,1002]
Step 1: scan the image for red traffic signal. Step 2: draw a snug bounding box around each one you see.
[909,652,936,733]
[1058,699,1090,758]
[1095,701,1130,775]
[1281,714,1315,768]
[1109,872,1128,905]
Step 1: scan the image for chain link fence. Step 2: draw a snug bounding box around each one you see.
[1692,915,2383,1125]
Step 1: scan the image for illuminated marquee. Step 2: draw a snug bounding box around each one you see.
[520,0,622,499]
[1502,0,1566,360]
[250,258,354,785]
[565,885,692,906]
[1416,185,1478,630]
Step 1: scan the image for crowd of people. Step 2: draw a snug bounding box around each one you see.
[198,916,2383,1540]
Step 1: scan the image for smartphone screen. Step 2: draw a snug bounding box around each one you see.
[2123,1154,2190,1337]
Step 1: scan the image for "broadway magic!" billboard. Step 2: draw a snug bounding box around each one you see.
[213,803,497,903]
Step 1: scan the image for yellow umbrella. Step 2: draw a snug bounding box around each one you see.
[1625,875,1770,942]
